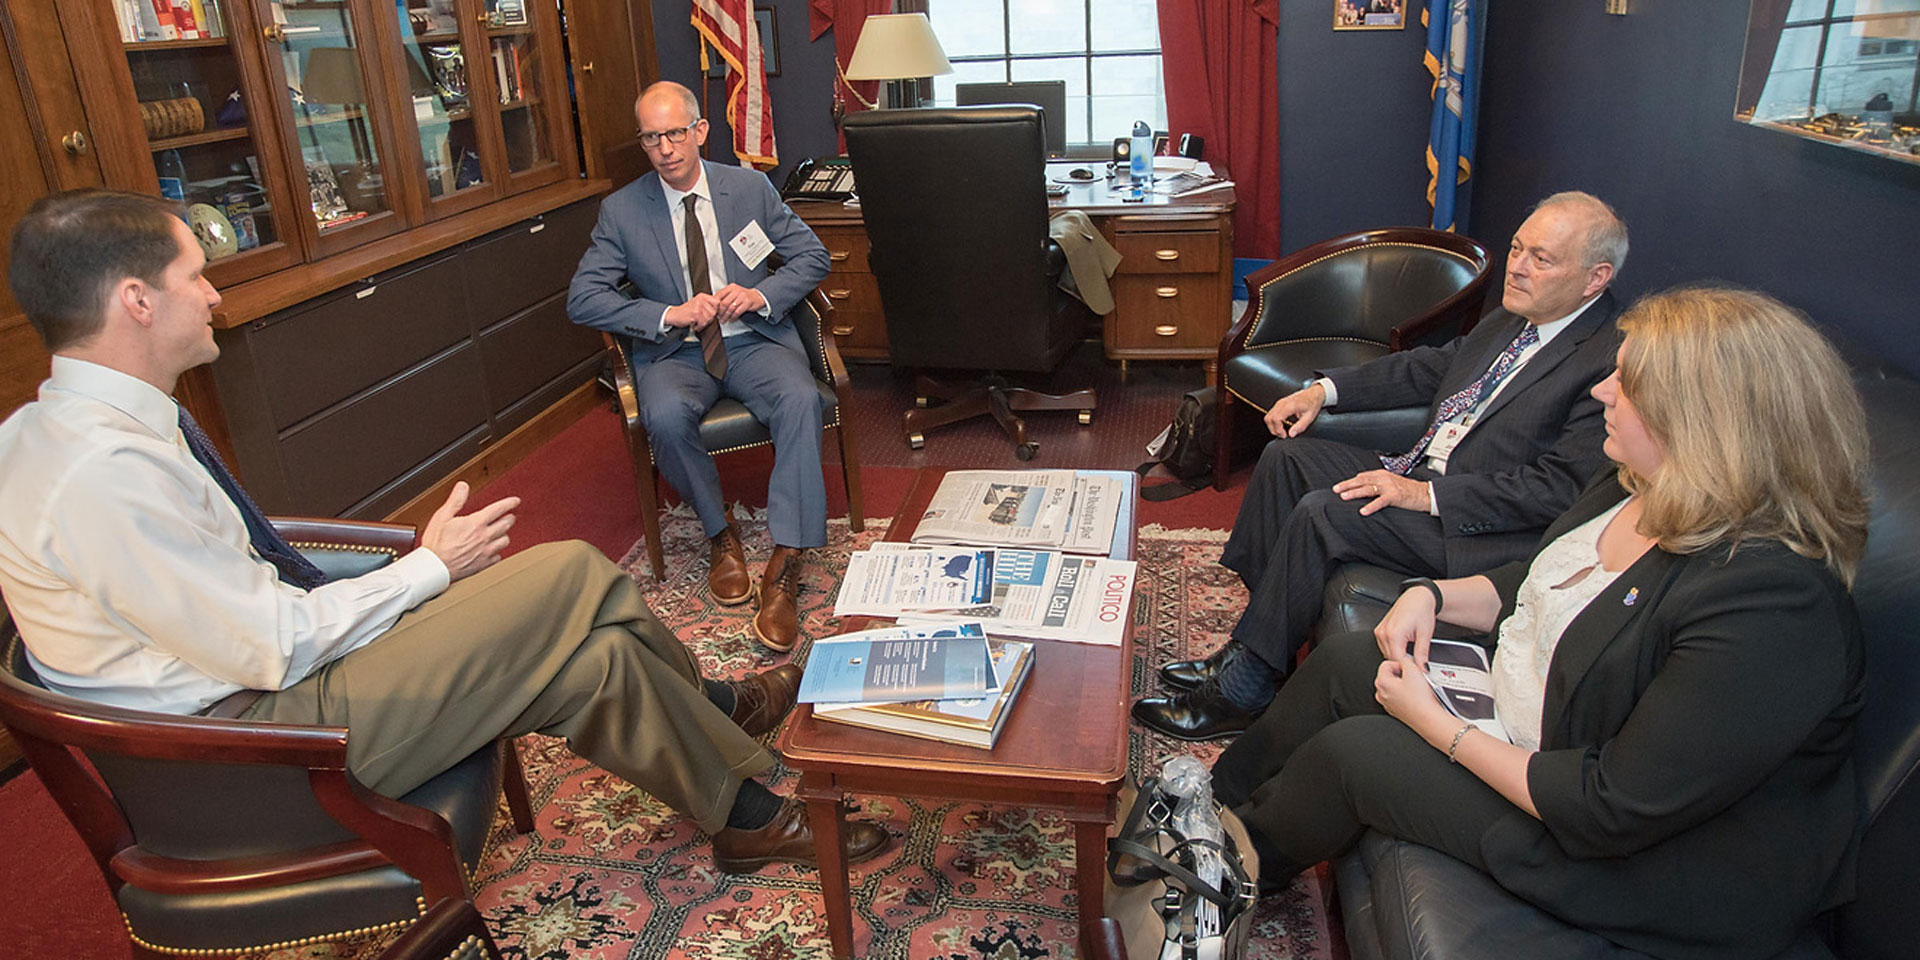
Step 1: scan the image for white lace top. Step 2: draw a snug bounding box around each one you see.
[1490,498,1633,751]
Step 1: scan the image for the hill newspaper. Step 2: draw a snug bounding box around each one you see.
[909,470,1123,555]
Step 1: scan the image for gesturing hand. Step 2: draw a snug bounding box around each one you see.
[421,481,520,582]
[1332,469,1430,516]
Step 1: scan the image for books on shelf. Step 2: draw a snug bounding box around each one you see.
[117,0,225,42]
[814,637,1035,748]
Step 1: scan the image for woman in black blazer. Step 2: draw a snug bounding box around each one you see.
[1213,287,1870,960]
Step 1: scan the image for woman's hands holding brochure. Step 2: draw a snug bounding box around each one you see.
[1375,587,1439,669]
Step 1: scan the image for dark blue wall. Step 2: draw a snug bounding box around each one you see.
[1276,10,1435,254]
[1472,2,1920,376]
[649,0,841,186]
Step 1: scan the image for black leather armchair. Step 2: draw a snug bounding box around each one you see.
[603,287,865,580]
[377,899,504,960]
[842,105,1096,460]
[0,519,533,959]
[1214,229,1492,489]
[1318,373,1920,960]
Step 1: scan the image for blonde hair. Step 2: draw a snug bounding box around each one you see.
[1616,287,1869,585]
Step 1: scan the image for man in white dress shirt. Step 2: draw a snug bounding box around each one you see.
[0,189,886,872]
[1135,192,1629,740]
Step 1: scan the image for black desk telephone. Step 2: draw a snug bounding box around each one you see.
[782,156,856,201]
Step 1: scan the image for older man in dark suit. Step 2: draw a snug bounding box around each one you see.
[1135,192,1629,740]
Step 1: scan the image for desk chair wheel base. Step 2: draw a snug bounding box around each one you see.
[901,374,1094,459]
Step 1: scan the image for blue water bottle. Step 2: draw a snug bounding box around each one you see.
[1129,120,1153,185]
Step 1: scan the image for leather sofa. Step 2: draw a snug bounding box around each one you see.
[1309,372,1920,960]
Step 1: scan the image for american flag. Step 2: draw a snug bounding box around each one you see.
[692,0,778,169]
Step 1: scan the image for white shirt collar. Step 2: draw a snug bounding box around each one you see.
[660,164,712,212]
[1527,293,1602,349]
[46,356,179,442]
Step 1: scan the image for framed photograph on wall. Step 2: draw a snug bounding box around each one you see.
[705,7,780,77]
[1335,0,1406,30]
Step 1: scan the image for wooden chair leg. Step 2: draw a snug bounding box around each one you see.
[499,738,535,834]
[628,440,667,581]
[1214,388,1238,492]
[835,424,865,533]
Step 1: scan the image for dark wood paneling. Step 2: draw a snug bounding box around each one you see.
[280,347,489,517]
[477,294,601,416]
[249,255,470,430]
[460,201,599,325]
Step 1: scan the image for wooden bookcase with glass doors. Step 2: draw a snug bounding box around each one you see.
[79,0,583,292]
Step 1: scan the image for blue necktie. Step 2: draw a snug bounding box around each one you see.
[178,406,330,590]
[1380,323,1540,476]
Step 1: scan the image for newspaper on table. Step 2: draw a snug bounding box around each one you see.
[835,545,1135,646]
[909,470,1122,554]
[1424,638,1512,743]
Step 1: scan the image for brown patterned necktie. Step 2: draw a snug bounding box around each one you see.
[683,193,728,379]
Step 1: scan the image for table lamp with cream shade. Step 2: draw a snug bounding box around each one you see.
[843,12,952,109]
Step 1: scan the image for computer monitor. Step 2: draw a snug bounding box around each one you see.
[955,81,1068,157]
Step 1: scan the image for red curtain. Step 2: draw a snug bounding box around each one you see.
[1157,0,1280,259]
[809,0,894,149]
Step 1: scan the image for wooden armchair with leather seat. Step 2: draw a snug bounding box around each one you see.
[602,287,865,580]
[0,518,533,959]
[1214,228,1493,489]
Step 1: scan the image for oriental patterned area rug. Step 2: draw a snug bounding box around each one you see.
[260,506,1334,960]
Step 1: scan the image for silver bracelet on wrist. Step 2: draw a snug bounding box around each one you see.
[1447,722,1474,763]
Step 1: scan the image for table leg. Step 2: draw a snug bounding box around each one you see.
[798,778,854,959]
[1074,816,1108,956]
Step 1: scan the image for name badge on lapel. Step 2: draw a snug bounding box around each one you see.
[730,220,773,270]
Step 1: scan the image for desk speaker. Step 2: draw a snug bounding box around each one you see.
[1112,137,1131,166]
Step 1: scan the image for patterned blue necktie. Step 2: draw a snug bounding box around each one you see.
[1380,322,1541,476]
[178,406,330,590]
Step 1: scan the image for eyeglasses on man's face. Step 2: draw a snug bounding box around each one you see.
[638,124,698,148]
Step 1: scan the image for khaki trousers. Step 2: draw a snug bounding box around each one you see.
[243,540,773,833]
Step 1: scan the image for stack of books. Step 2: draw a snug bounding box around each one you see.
[813,636,1035,749]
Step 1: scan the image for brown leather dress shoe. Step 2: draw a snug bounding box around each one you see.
[708,515,752,606]
[712,797,890,873]
[728,664,802,738]
[752,546,803,653]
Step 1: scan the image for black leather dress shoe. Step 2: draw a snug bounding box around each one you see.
[1131,677,1266,741]
[1159,643,1240,692]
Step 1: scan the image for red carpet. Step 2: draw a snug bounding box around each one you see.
[0,403,1255,958]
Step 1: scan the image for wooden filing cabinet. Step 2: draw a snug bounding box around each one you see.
[793,187,1237,377]
[1104,213,1235,371]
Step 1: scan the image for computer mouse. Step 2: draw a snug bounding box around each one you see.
[1068,168,1095,181]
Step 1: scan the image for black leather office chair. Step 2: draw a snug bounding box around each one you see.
[0,520,533,959]
[377,899,504,960]
[1214,228,1492,489]
[842,105,1095,460]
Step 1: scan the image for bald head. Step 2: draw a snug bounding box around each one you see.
[636,81,701,126]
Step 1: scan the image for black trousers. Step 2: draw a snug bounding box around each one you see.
[1219,437,1450,674]
[1211,627,1521,880]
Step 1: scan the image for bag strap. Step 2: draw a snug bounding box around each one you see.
[1108,777,1179,885]
[1108,835,1242,910]
[1139,475,1210,502]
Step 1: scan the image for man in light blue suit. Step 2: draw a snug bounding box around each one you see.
[568,81,831,653]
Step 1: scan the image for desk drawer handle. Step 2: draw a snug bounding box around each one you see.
[1154,324,1180,337]
[1155,249,1181,261]
[1155,286,1180,298]
[829,250,851,262]
[827,289,853,300]
[832,324,856,336]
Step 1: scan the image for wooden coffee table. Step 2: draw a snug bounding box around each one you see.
[776,467,1137,959]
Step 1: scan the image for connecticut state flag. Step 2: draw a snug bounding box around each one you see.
[1424,0,1480,232]
[693,0,778,169]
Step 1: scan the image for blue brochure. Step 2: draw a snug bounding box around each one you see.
[798,624,991,704]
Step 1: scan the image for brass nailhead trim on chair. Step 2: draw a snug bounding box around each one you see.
[123,897,428,955]
[286,542,401,559]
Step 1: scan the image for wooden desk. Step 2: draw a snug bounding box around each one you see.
[793,164,1236,377]
[775,467,1137,959]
